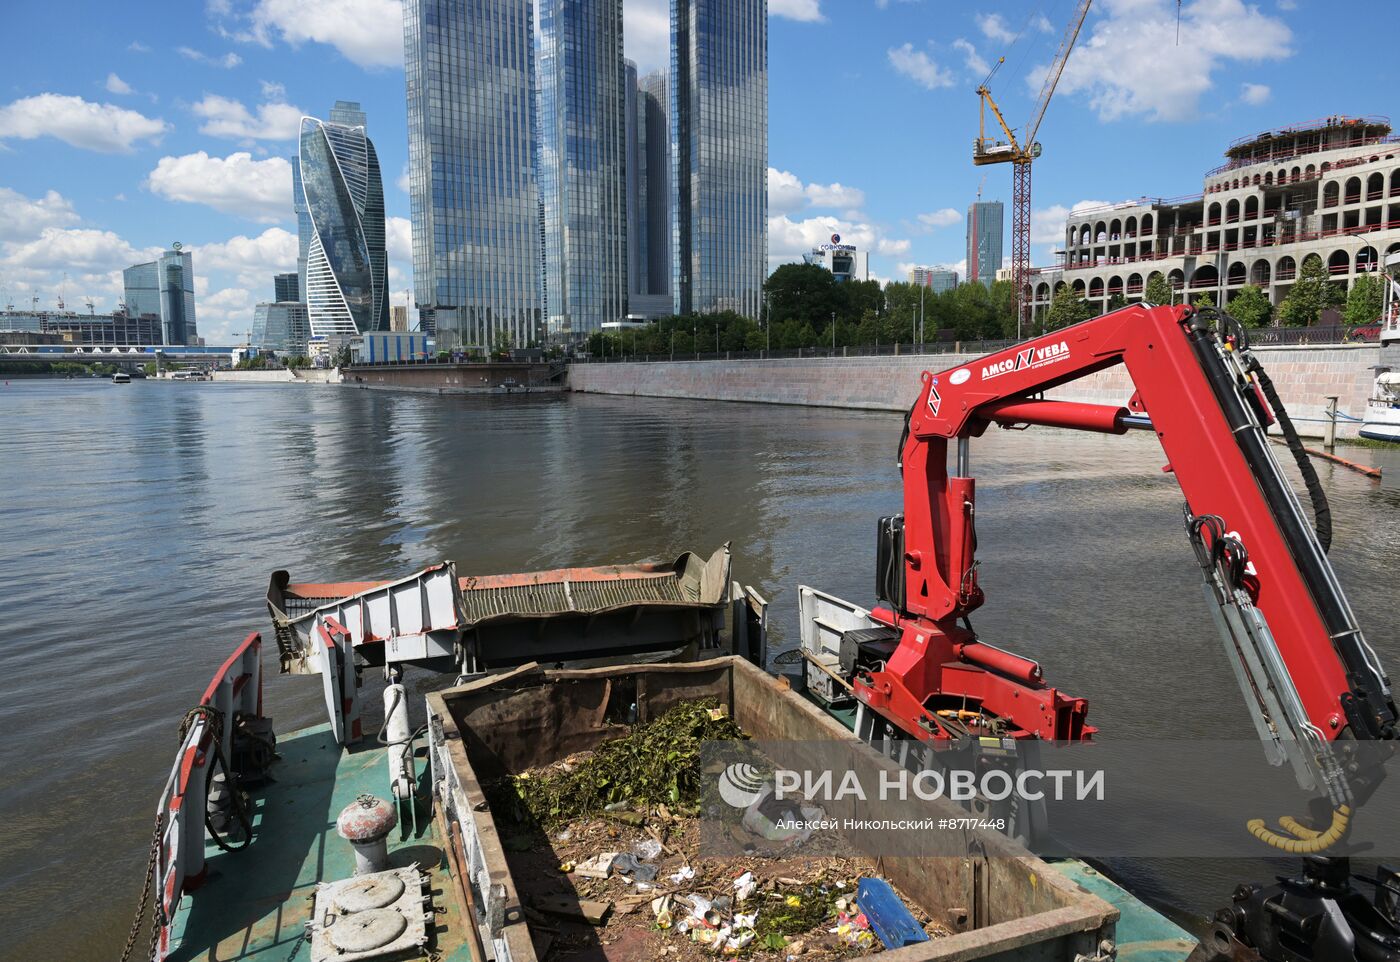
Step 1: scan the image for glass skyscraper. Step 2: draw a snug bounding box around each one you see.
[966,200,1004,288]
[123,245,197,345]
[671,0,767,318]
[298,102,388,338]
[625,66,671,317]
[537,0,627,340]
[292,156,311,302]
[404,0,542,350]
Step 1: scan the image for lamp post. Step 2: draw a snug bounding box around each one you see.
[831,312,836,354]
[919,282,925,349]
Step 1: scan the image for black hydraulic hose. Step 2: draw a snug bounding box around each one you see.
[1254,361,1332,554]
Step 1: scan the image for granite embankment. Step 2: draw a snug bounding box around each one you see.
[568,343,1378,438]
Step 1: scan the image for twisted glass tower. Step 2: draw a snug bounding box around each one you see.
[405,0,542,350]
[298,104,388,337]
[671,0,767,318]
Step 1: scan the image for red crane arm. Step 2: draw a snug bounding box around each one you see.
[857,304,1394,803]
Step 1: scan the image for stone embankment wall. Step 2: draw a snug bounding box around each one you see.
[568,344,1378,438]
[208,369,341,383]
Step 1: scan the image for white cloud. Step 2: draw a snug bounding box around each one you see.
[768,168,867,217]
[128,41,150,53]
[3,227,152,273]
[198,286,257,342]
[624,0,670,72]
[147,151,292,221]
[1031,199,1114,262]
[0,94,167,153]
[1033,13,1054,33]
[243,0,405,68]
[952,38,989,77]
[768,213,910,270]
[397,163,410,194]
[196,228,299,287]
[917,208,961,229]
[192,94,304,141]
[386,216,412,263]
[105,73,134,95]
[260,80,287,101]
[0,187,81,240]
[887,43,954,90]
[1039,0,1292,122]
[977,13,1017,43]
[770,0,824,21]
[177,46,243,68]
[1241,82,1271,105]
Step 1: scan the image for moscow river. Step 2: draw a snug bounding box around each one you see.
[1,378,1397,958]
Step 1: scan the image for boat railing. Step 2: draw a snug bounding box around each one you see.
[152,631,264,959]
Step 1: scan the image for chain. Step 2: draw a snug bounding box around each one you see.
[119,810,164,962]
[283,926,309,961]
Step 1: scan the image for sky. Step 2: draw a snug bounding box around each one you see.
[0,0,1389,344]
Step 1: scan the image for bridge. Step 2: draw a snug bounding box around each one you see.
[0,344,240,363]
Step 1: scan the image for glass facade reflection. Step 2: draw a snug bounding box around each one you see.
[671,0,767,318]
[405,0,543,350]
[966,200,1003,288]
[123,247,197,344]
[640,70,671,298]
[298,104,388,337]
[292,156,311,301]
[537,0,627,340]
[251,301,311,356]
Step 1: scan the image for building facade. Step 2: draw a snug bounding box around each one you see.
[909,267,958,291]
[639,70,671,303]
[274,272,300,303]
[292,156,311,301]
[671,0,767,318]
[124,245,197,345]
[803,235,868,282]
[404,0,542,351]
[538,0,628,341]
[391,305,409,331]
[299,103,388,339]
[966,201,1003,288]
[1,310,164,345]
[1028,116,1400,325]
[250,302,311,357]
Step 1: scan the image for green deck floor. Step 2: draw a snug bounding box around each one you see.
[169,723,476,962]
[1051,860,1198,962]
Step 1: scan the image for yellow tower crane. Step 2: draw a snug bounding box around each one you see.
[974,0,1092,334]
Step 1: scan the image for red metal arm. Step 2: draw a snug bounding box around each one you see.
[856,305,1395,787]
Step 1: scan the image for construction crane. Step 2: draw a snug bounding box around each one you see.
[974,0,1092,333]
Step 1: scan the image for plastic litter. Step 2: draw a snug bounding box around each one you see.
[857,877,929,948]
[612,852,658,882]
[669,866,695,884]
[733,871,756,902]
[652,894,675,928]
[633,838,664,860]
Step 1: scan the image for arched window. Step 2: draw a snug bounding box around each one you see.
[1328,249,1350,274]
[1276,256,1297,280]
[1291,166,1302,182]
[1108,275,1124,295]
[1367,172,1384,201]
[1208,201,1222,225]
[1265,171,1274,185]
[1036,282,1050,300]
[1278,168,1288,184]
[1226,199,1240,222]
[1109,218,1122,240]
[1127,272,1143,294]
[1125,215,1138,236]
[1250,259,1271,286]
[1192,264,1218,288]
[1167,269,1185,289]
[1142,213,1154,233]
[1305,164,1316,179]
[1072,279,1087,295]
[1253,174,1261,186]
[1089,277,1105,298]
[1324,181,1340,208]
[1245,196,1259,219]
[1320,161,1331,173]
[1227,261,1247,285]
[1391,170,1400,197]
[1094,221,1107,243]
[1079,224,1091,246]
[1345,176,1362,204]
[1357,246,1378,272]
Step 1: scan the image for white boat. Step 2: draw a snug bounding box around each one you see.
[1362,253,1400,442]
[111,371,131,384]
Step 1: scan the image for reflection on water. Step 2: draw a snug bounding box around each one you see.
[1,380,1396,958]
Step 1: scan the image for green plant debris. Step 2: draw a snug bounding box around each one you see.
[754,880,847,940]
[492,699,745,827]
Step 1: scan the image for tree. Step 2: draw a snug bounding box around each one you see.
[1045,283,1093,331]
[1228,285,1272,328]
[1106,292,1128,313]
[1343,273,1384,331]
[1278,254,1344,327]
[764,263,844,332]
[1192,291,1215,309]
[1143,273,1173,306]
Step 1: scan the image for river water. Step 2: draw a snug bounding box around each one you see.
[2,379,1397,959]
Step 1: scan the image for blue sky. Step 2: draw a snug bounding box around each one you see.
[0,0,1385,343]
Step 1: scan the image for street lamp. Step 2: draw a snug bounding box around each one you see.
[919,282,925,349]
[830,312,836,353]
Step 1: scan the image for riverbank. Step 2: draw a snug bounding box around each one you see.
[568,343,1378,439]
[207,368,341,383]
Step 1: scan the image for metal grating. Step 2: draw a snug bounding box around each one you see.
[460,575,685,622]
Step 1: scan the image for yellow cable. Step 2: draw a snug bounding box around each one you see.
[1246,806,1351,853]
[1277,815,1321,839]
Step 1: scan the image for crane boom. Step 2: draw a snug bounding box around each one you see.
[1024,0,1092,149]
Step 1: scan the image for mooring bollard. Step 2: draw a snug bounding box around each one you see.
[1325,395,1339,451]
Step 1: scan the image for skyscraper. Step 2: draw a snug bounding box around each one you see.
[966,200,1004,288]
[298,102,388,338]
[671,0,767,318]
[626,68,671,317]
[538,0,628,340]
[123,244,197,345]
[274,272,300,303]
[405,0,542,350]
[292,156,310,301]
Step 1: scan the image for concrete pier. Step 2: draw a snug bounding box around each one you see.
[568,343,1379,438]
[345,361,566,395]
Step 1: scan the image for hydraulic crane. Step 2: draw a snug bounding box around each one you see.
[974,0,1092,333]
[833,302,1397,962]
